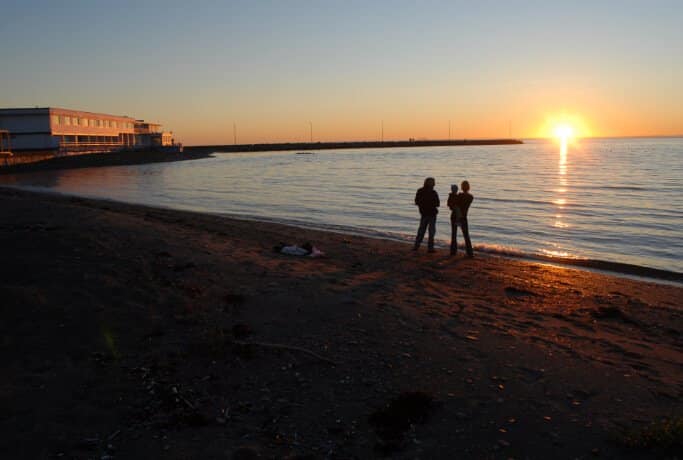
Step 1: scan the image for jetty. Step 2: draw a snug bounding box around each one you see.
[185,138,523,154]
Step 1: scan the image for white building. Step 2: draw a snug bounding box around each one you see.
[133,120,175,149]
[0,107,175,154]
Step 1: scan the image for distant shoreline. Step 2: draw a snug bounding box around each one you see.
[185,138,523,154]
[0,139,521,174]
[0,149,213,175]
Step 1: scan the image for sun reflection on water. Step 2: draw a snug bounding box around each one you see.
[550,137,570,252]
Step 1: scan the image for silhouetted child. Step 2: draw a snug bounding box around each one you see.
[447,184,463,220]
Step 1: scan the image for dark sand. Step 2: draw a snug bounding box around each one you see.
[0,188,681,459]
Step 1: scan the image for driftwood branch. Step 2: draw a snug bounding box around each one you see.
[179,395,196,410]
[233,340,336,365]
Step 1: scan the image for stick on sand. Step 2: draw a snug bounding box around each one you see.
[233,340,336,366]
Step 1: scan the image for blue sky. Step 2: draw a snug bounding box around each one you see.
[2,0,682,143]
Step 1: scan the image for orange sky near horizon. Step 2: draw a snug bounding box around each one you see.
[150,65,683,145]
[161,83,682,145]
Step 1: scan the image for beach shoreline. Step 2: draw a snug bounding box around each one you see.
[2,182,680,285]
[3,138,679,282]
[1,187,681,458]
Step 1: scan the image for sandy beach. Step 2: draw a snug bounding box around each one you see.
[0,187,681,459]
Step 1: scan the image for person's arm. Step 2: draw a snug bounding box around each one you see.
[415,189,420,206]
[435,191,440,208]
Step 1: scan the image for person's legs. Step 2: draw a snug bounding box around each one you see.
[427,215,436,251]
[461,217,473,256]
[414,215,428,250]
[450,215,458,255]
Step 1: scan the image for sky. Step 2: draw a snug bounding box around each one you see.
[1,0,682,145]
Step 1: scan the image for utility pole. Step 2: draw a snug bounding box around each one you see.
[448,120,451,140]
[309,121,313,143]
[381,120,384,143]
[509,119,512,139]
[233,122,237,145]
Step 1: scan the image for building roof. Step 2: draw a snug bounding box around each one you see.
[0,107,135,120]
[0,107,51,115]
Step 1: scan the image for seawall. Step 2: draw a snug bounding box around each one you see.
[0,150,212,174]
[1,150,61,167]
[185,138,523,154]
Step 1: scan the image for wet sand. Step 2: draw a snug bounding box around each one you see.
[0,187,681,459]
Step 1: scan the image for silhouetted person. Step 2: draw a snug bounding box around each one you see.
[450,180,474,257]
[413,177,440,252]
[447,183,463,255]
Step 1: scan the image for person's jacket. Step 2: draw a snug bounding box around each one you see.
[459,192,473,218]
[415,187,440,216]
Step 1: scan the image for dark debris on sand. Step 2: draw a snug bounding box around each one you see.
[369,391,437,454]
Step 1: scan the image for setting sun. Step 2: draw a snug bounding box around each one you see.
[554,124,574,142]
[540,114,590,140]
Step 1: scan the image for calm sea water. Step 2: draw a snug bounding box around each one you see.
[2,138,682,274]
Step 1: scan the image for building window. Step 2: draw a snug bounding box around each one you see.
[112,121,117,128]
[64,116,71,126]
[82,118,88,127]
[52,115,59,126]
